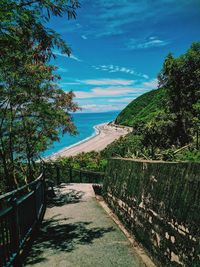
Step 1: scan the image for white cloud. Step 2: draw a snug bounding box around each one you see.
[142,74,149,79]
[93,87,135,95]
[53,50,82,62]
[81,79,135,86]
[93,64,149,79]
[80,104,125,112]
[76,23,82,28]
[75,86,136,99]
[127,37,169,50]
[74,78,158,99]
[75,77,159,112]
[149,36,157,40]
[57,67,68,73]
[60,82,80,86]
[143,78,158,89]
[53,51,67,57]
[70,54,82,62]
[81,35,87,40]
[108,98,134,103]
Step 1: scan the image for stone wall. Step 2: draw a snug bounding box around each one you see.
[103,158,200,267]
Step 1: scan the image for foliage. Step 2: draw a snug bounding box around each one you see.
[175,147,200,162]
[101,134,144,159]
[0,0,80,191]
[107,42,200,162]
[115,88,166,128]
[54,151,108,172]
[141,112,176,157]
[192,101,200,149]
[158,42,200,145]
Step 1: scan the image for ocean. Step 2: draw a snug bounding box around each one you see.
[43,111,120,157]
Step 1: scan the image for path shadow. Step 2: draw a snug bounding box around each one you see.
[47,188,85,208]
[24,216,115,265]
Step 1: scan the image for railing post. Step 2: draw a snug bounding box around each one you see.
[101,173,104,184]
[69,168,72,183]
[56,165,60,185]
[43,171,46,206]
[34,182,40,222]
[11,198,20,266]
[37,177,45,221]
[80,170,82,183]
[41,170,47,210]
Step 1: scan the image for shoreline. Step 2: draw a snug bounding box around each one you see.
[45,122,107,160]
[46,122,131,160]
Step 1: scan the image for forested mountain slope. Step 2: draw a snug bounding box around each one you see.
[115,88,166,127]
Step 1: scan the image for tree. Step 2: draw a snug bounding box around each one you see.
[0,0,80,191]
[158,42,200,146]
[142,112,176,158]
[192,102,200,149]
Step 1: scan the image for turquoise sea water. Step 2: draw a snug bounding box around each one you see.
[43,111,120,157]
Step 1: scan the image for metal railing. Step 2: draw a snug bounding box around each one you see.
[44,163,104,185]
[0,174,45,267]
[0,165,104,267]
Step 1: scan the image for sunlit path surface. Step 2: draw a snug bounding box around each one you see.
[24,184,146,267]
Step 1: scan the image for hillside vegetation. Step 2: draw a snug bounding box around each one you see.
[115,88,166,127]
[102,42,200,161]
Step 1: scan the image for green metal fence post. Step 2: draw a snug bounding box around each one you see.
[11,198,20,266]
[43,171,47,207]
[33,185,38,222]
[89,173,92,183]
[56,165,60,185]
[80,170,82,183]
[69,168,72,183]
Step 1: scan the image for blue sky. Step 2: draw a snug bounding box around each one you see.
[48,0,200,112]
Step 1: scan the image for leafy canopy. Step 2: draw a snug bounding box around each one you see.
[107,42,200,160]
[0,0,80,191]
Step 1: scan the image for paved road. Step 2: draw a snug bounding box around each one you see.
[24,184,147,267]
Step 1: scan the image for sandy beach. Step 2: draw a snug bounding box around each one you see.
[47,123,131,160]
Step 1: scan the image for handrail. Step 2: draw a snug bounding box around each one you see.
[45,162,104,175]
[44,163,104,185]
[0,173,46,267]
[0,173,43,201]
[0,166,104,267]
[72,168,104,175]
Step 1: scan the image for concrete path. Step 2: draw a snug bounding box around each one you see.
[24,184,147,267]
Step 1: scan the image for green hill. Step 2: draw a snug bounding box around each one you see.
[115,88,166,127]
